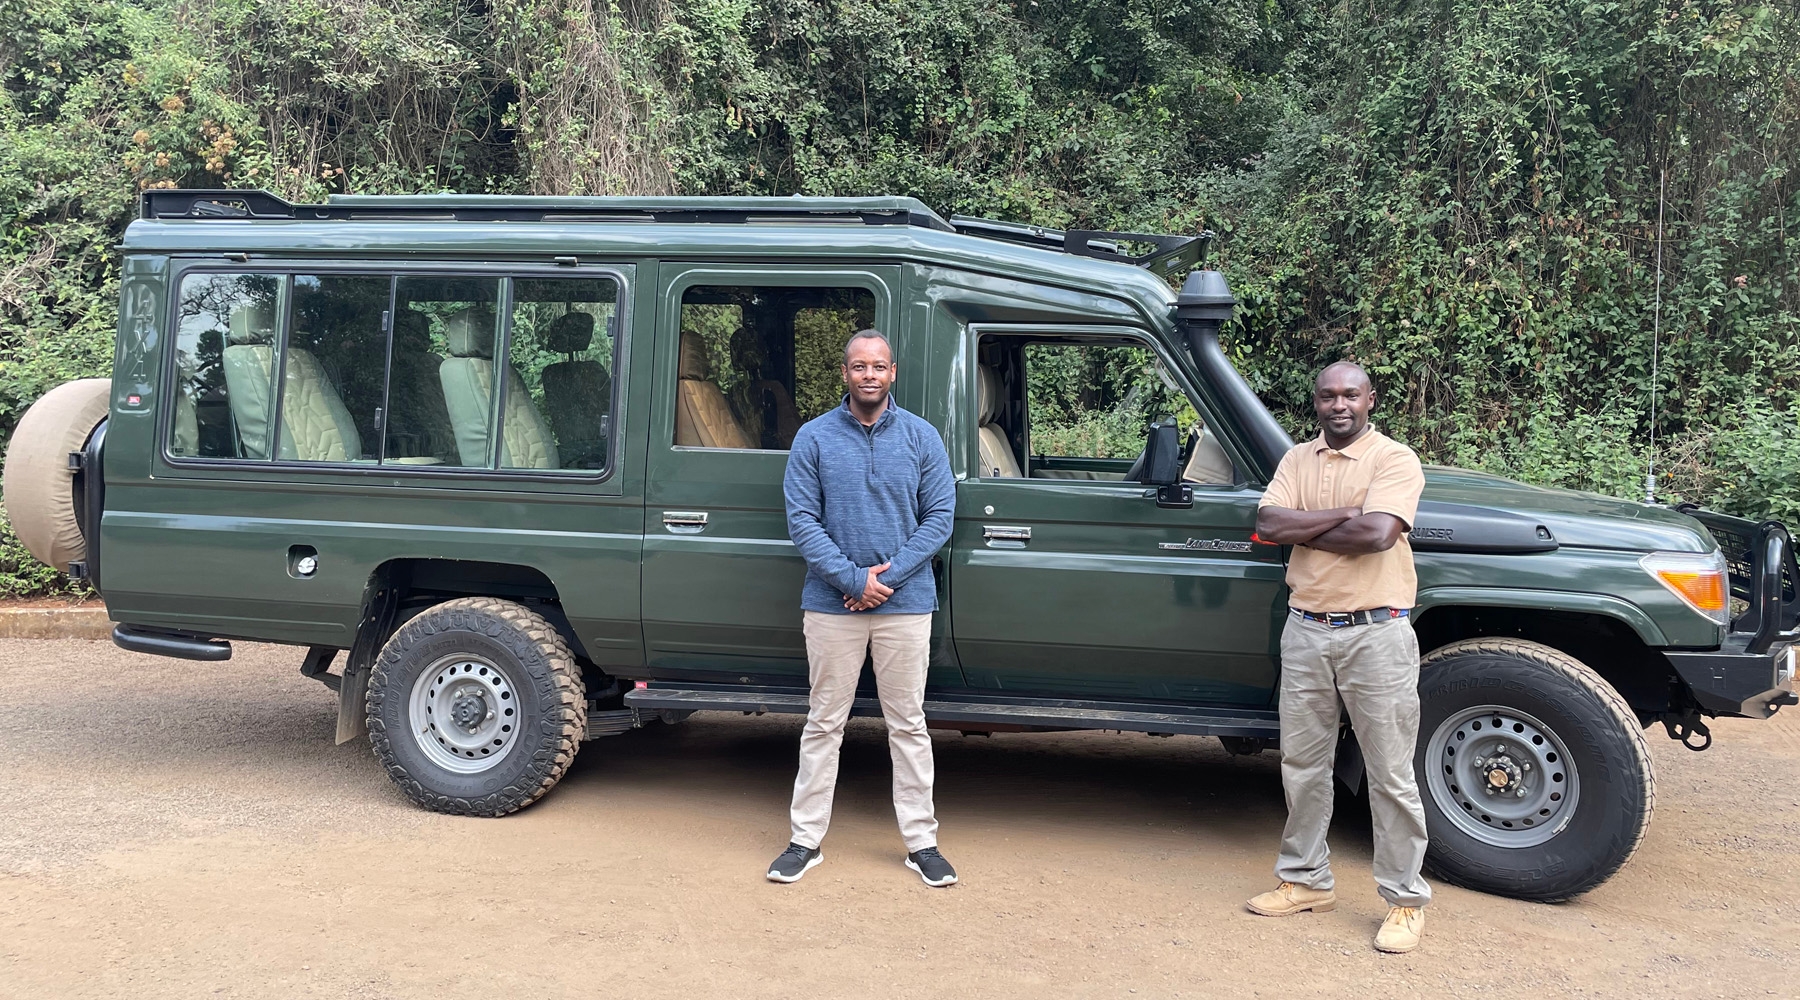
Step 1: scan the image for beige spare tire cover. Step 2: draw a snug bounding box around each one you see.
[3,378,112,572]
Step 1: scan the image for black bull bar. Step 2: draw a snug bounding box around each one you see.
[1665,509,1799,718]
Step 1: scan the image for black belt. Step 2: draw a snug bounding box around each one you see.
[1296,607,1410,627]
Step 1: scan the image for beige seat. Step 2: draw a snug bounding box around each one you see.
[1183,424,1236,485]
[674,332,753,449]
[975,364,1021,477]
[438,308,559,469]
[221,301,362,461]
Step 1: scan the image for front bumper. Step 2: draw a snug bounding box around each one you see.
[1665,639,1796,718]
[1665,510,1800,718]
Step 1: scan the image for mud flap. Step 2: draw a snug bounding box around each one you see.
[336,582,400,745]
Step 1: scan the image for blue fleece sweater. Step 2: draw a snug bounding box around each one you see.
[783,398,955,614]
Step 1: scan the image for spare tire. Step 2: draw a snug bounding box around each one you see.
[3,378,112,572]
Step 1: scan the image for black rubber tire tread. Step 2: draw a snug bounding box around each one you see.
[366,597,585,816]
[1417,637,1655,902]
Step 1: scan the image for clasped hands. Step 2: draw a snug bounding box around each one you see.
[843,562,894,611]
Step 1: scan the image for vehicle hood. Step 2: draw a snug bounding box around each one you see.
[1422,466,1713,553]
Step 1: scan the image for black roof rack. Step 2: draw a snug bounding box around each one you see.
[140,189,958,231]
[948,216,1212,277]
[140,189,1210,273]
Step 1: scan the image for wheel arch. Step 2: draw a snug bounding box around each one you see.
[1413,592,1677,721]
[358,557,590,662]
[333,559,594,744]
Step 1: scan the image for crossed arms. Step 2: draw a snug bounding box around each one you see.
[1255,505,1406,554]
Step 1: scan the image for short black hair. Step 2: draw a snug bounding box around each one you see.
[842,328,893,364]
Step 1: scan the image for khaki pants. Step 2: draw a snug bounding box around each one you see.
[790,610,938,853]
[1275,612,1432,908]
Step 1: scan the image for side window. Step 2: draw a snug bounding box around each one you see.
[674,285,875,450]
[505,277,621,471]
[1021,341,1235,486]
[392,276,503,468]
[1026,342,1178,460]
[171,272,285,459]
[276,274,390,463]
[170,270,624,476]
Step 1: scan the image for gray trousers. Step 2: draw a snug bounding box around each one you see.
[789,611,938,853]
[1275,612,1432,908]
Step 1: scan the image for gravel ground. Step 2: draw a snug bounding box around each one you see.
[2,638,1797,999]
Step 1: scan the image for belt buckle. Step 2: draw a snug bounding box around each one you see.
[1325,612,1354,628]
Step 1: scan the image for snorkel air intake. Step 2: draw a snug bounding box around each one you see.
[1174,270,1293,479]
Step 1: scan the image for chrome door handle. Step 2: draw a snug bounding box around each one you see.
[983,525,1031,543]
[662,511,708,533]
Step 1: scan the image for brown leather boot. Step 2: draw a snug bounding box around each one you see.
[1374,906,1425,952]
[1245,881,1337,916]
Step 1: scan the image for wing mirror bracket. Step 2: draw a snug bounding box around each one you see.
[1138,421,1193,509]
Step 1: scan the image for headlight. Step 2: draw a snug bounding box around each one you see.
[1641,550,1731,627]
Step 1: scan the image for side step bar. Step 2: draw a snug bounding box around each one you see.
[623,684,1280,739]
[113,624,232,661]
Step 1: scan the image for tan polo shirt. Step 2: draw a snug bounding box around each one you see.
[1258,427,1426,612]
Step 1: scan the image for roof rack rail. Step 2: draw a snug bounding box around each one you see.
[949,216,1211,276]
[139,188,957,231]
[140,189,299,220]
[139,190,1209,274]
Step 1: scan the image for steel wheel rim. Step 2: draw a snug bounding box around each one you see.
[1426,704,1580,848]
[408,653,522,774]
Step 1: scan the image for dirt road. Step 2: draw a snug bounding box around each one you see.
[2,638,1797,998]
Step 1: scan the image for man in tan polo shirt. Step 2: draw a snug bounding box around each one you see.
[1246,360,1430,954]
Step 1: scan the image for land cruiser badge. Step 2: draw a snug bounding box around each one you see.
[1159,537,1254,553]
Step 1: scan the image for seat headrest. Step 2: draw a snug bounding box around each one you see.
[444,308,496,358]
[228,301,276,345]
[730,326,768,369]
[546,312,595,353]
[977,365,1001,424]
[392,310,431,353]
[679,331,710,380]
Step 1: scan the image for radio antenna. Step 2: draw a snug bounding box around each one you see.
[1645,169,1665,504]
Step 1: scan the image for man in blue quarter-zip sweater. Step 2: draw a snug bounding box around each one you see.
[765,328,959,888]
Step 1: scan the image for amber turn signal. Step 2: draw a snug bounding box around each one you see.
[1641,552,1731,626]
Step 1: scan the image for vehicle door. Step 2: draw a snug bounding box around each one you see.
[949,326,1288,706]
[639,266,905,685]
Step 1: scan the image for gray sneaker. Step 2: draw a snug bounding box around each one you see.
[905,847,958,887]
[766,843,823,883]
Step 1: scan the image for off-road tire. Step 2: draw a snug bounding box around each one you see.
[2,378,111,572]
[367,597,585,816]
[1416,638,1655,902]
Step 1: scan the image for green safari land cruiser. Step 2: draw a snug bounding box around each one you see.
[6,189,1796,903]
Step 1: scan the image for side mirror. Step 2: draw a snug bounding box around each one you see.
[1138,421,1193,508]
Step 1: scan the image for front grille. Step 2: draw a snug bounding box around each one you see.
[1701,524,1756,601]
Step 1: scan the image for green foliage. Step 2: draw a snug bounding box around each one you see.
[1026,343,1198,459]
[0,0,1796,596]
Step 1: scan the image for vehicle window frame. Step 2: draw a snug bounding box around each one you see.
[159,260,631,484]
[965,323,1249,491]
[662,268,892,456]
